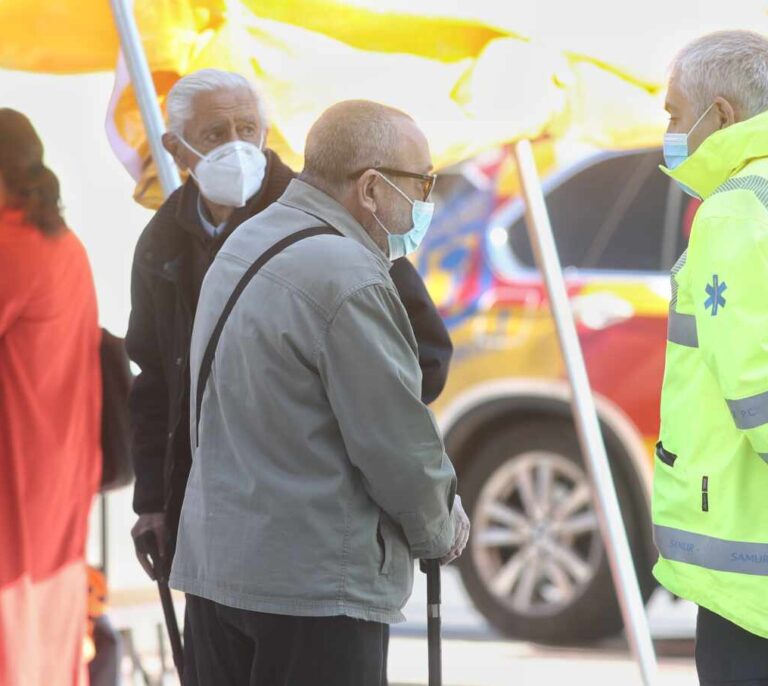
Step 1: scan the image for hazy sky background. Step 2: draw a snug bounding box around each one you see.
[2,68,155,336]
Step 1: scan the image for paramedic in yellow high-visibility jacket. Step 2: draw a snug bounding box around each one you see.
[654,30,768,686]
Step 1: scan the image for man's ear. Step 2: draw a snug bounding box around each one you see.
[714,96,737,129]
[162,132,186,169]
[357,171,378,214]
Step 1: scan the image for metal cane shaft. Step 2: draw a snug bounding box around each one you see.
[425,559,442,686]
[158,581,184,677]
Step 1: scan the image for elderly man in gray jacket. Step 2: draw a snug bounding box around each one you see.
[170,100,469,685]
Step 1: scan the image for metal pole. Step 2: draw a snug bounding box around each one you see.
[513,139,658,685]
[109,0,181,197]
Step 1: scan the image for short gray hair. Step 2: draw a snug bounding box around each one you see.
[302,100,413,188]
[671,30,768,119]
[165,68,268,136]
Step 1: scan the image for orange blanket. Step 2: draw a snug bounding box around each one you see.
[0,209,101,686]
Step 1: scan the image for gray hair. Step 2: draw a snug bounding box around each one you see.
[671,30,768,119]
[302,100,414,189]
[165,68,268,136]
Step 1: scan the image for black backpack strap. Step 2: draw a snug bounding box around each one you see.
[195,225,342,446]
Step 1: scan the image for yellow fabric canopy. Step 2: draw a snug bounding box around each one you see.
[1,0,766,206]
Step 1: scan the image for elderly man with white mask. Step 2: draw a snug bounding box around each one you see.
[126,68,295,682]
[653,30,768,686]
[127,73,453,683]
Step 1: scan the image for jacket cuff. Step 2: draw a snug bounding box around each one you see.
[132,481,165,515]
[405,510,455,560]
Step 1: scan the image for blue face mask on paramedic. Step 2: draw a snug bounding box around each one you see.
[370,172,435,261]
[663,103,714,198]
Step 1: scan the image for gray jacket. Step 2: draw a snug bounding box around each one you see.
[170,179,457,623]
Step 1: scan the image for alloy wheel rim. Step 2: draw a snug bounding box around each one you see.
[471,451,602,618]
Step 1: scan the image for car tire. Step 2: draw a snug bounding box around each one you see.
[457,418,652,645]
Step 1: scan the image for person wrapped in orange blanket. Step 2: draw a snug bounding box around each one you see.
[0,109,101,686]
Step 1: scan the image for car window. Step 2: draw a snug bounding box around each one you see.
[508,150,678,272]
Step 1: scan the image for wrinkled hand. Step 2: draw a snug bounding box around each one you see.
[441,495,470,565]
[131,512,168,581]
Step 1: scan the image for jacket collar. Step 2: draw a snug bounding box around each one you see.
[277,179,390,269]
[146,149,294,316]
[197,194,225,237]
[174,148,285,242]
[662,109,768,199]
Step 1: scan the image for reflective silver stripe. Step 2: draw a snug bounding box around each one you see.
[667,311,698,348]
[670,251,688,310]
[726,391,768,430]
[654,524,768,575]
[713,175,768,212]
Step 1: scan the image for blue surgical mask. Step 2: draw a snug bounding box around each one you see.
[663,104,714,198]
[372,173,435,261]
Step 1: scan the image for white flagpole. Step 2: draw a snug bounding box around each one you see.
[108,0,181,197]
[513,139,658,685]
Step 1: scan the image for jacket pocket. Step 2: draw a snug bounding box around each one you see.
[655,442,677,467]
[377,515,394,577]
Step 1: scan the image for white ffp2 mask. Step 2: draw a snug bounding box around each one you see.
[181,138,267,207]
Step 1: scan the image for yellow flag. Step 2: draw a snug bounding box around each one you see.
[106,2,568,206]
[0,0,117,73]
[3,0,768,207]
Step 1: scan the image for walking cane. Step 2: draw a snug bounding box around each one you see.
[135,531,185,680]
[421,559,442,686]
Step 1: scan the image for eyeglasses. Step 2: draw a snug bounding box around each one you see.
[349,166,437,202]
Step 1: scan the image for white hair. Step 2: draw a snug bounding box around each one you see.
[165,68,268,136]
[671,30,768,119]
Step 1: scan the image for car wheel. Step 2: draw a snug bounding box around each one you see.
[457,418,649,645]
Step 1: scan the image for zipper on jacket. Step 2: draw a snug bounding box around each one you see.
[702,476,709,512]
[655,442,677,467]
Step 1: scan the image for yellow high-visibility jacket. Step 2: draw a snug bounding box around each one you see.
[654,109,768,638]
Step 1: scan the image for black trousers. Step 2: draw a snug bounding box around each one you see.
[183,599,199,686]
[185,594,389,686]
[697,606,768,685]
